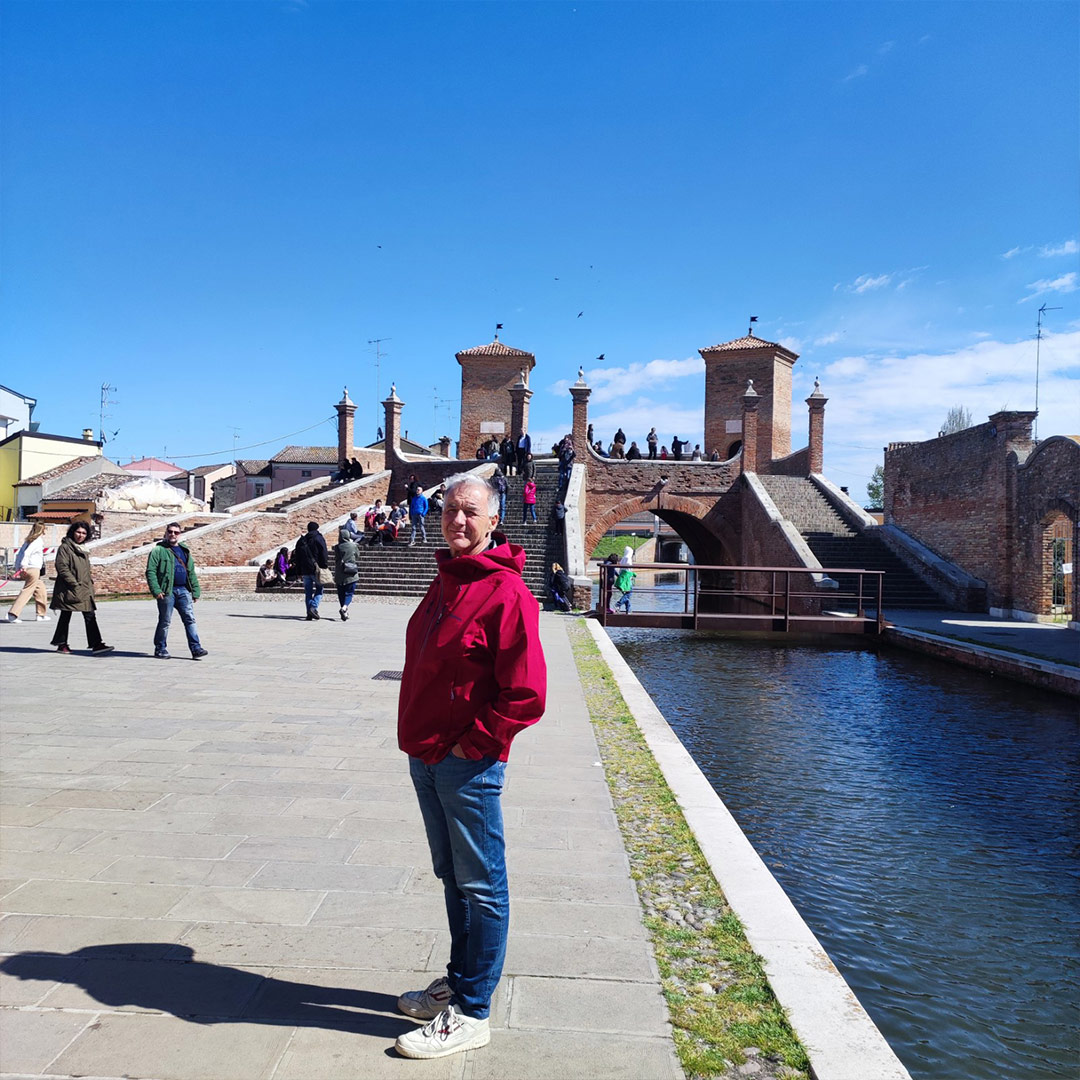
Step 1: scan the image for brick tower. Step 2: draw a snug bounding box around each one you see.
[455,337,536,458]
[699,332,798,464]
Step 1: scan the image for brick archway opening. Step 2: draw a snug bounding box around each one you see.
[1042,509,1075,618]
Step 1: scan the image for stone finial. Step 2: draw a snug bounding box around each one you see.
[809,377,825,399]
[575,366,586,385]
[743,379,758,398]
[387,383,399,401]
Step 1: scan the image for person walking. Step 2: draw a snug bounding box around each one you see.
[614,545,636,614]
[394,472,547,1060]
[333,526,360,621]
[146,522,208,660]
[409,486,429,546]
[294,521,328,620]
[515,430,531,475]
[49,521,113,654]
[6,522,51,623]
[646,427,658,459]
[557,435,575,488]
[491,469,507,522]
[522,477,538,524]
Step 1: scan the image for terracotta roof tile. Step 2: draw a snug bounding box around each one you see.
[236,459,271,475]
[270,445,340,465]
[44,473,133,501]
[14,455,101,486]
[700,334,784,352]
[456,340,535,359]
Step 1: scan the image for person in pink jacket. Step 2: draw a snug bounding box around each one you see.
[522,477,537,524]
[394,472,547,1061]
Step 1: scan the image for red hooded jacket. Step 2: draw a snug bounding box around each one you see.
[398,534,547,764]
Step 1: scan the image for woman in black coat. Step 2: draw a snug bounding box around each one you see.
[49,521,113,654]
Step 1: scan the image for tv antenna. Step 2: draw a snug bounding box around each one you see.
[368,338,391,436]
[433,387,457,443]
[1035,303,1061,441]
[99,382,118,445]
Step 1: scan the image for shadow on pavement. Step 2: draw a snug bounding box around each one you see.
[0,945,409,1035]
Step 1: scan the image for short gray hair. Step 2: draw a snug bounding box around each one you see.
[443,472,499,516]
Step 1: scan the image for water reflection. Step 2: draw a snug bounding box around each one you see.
[610,626,1080,1080]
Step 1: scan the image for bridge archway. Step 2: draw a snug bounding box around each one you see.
[585,493,735,566]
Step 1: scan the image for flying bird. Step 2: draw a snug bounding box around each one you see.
[577,311,584,318]
[596,353,605,361]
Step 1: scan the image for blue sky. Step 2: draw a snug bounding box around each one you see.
[3,0,1077,499]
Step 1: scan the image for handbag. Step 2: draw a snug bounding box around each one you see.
[317,566,334,586]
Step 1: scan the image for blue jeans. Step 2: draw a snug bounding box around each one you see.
[302,574,323,611]
[409,753,508,1020]
[523,503,537,523]
[410,517,427,544]
[616,590,632,614]
[498,492,506,521]
[336,581,356,608]
[154,586,201,654]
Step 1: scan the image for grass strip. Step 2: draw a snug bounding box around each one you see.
[589,533,653,561]
[567,620,809,1080]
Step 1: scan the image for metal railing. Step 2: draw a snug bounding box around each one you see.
[593,561,886,634]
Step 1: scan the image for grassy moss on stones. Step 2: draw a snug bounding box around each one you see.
[567,621,810,1080]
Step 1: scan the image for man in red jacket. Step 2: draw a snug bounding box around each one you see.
[394,472,547,1060]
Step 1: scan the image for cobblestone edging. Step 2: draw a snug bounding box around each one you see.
[574,619,913,1080]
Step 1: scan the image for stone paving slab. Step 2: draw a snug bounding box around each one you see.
[0,597,682,1080]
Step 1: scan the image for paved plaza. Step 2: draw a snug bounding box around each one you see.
[0,598,681,1080]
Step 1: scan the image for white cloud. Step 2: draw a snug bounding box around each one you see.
[779,336,802,353]
[1001,245,1026,259]
[1019,272,1078,303]
[550,355,704,405]
[849,273,892,294]
[818,330,1080,496]
[843,64,868,82]
[878,41,895,54]
[1040,239,1078,258]
[815,331,843,346]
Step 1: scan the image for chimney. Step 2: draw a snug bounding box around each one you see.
[82,428,94,441]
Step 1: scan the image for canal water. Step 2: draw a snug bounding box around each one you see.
[606,622,1079,1079]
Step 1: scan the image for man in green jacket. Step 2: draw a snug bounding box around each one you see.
[146,522,208,660]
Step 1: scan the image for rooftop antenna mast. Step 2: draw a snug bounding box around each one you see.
[367,338,391,436]
[1035,303,1061,442]
[99,382,118,445]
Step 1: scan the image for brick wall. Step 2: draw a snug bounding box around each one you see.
[702,345,795,463]
[1010,435,1079,618]
[582,449,741,556]
[457,355,535,459]
[885,411,1036,609]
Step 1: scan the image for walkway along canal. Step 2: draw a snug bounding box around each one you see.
[604,625,1079,1080]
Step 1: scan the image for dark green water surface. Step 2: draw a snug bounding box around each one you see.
[608,628,1079,1080]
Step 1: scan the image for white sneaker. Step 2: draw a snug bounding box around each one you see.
[397,976,452,1020]
[6,613,21,623]
[395,1005,490,1059]
[36,614,52,621]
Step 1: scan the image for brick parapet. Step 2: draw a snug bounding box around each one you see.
[89,474,391,597]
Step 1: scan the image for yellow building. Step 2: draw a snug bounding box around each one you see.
[0,430,102,521]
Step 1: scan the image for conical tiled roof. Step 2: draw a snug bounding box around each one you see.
[456,339,535,358]
[701,334,782,352]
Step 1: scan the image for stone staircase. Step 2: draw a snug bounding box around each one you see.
[757,475,946,609]
[280,462,564,603]
[260,480,341,514]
